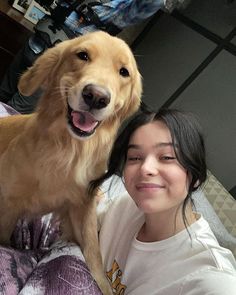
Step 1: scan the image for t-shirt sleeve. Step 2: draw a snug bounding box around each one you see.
[181,268,236,295]
[97,176,127,230]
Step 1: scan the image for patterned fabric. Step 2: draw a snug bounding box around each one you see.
[19,242,102,295]
[203,171,236,256]
[0,246,39,294]
[0,215,102,295]
[0,214,57,295]
[64,0,165,34]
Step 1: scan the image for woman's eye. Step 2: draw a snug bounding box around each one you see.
[127,156,141,162]
[119,67,130,77]
[161,156,175,161]
[77,51,89,61]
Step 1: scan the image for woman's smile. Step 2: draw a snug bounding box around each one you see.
[136,182,165,192]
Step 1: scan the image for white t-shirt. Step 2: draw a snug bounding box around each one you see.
[98,193,236,295]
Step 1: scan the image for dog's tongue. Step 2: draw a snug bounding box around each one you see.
[71,111,98,132]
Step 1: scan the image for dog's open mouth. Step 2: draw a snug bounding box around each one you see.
[67,104,100,137]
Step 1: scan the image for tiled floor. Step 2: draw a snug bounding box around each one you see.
[134,14,216,108]
[133,0,236,191]
[231,35,236,45]
[182,0,236,38]
[172,50,236,190]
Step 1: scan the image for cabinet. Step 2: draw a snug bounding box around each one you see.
[0,2,33,79]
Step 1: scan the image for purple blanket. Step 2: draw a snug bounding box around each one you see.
[0,103,102,295]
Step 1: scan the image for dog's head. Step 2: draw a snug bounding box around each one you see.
[18,31,142,139]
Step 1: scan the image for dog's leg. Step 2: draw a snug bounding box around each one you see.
[69,198,112,295]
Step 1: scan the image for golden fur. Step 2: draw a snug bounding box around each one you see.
[0,31,142,294]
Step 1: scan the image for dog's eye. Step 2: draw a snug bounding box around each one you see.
[119,67,130,77]
[77,51,89,61]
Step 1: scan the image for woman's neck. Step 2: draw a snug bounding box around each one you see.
[137,205,197,243]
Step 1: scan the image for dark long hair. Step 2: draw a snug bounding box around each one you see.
[89,108,207,224]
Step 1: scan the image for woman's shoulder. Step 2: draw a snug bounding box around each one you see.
[98,175,138,215]
[190,216,236,271]
[98,192,144,250]
[181,267,236,295]
[98,192,139,219]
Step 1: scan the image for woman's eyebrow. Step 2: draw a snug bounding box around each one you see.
[127,142,174,150]
[127,144,140,150]
[156,142,174,148]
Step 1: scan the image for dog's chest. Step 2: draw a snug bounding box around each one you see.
[73,157,104,187]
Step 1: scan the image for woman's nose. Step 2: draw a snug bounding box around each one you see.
[140,156,158,176]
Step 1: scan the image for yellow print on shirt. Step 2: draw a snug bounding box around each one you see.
[106,260,127,295]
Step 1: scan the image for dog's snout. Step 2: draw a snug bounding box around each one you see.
[82,84,111,109]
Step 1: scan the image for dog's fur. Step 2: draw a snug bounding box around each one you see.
[0,31,142,294]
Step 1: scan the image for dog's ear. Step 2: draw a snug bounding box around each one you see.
[131,71,142,113]
[18,44,63,96]
[120,71,142,121]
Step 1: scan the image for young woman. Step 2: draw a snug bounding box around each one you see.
[91,108,236,295]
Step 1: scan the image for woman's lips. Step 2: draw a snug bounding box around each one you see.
[136,183,165,191]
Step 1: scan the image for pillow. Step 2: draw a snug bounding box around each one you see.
[193,189,236,257]
[203,171,236,238]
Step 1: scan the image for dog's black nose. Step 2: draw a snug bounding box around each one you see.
[82,84,111,109]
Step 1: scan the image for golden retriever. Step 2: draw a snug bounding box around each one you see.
[0,31,142,294]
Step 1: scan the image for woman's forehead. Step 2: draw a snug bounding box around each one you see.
[129,121,171,144]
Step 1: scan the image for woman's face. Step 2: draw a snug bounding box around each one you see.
[123,121,189,215]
